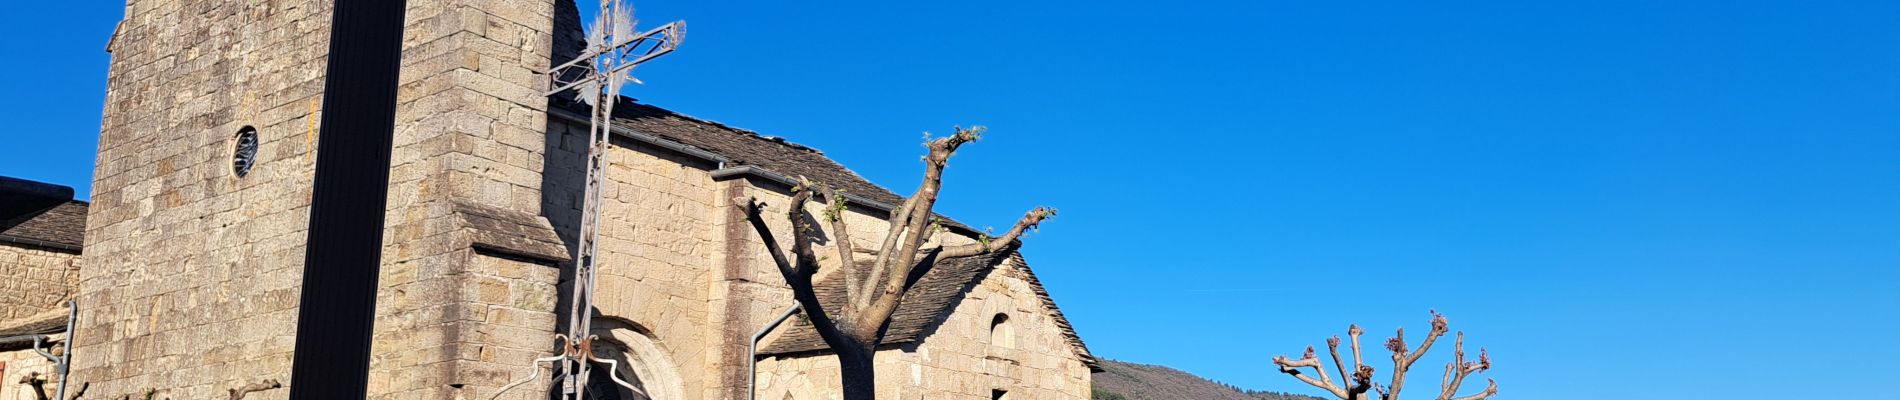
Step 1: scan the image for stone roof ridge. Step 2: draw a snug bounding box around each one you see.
[579,97,927,222]
[617,99,825,155]
[601,99,916,203]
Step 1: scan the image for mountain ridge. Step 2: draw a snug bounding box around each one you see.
[1091,359,1325,400]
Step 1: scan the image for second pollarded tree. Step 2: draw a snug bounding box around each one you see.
[1271,311,1497,400]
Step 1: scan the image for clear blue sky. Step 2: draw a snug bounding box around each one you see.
[5,1,1899,398]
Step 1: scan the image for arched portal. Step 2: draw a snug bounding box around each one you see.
[586,317,685,400]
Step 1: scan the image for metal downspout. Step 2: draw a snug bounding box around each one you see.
[748,304,800,400]
[54,300,75,400]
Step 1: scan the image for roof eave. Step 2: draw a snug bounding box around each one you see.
[0,235,83,253]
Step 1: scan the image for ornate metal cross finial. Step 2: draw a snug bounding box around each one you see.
[491,2,683,399]
[547,0,685,105]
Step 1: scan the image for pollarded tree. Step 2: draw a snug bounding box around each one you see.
[737,126,1053,400]
[1271,311,1497,400]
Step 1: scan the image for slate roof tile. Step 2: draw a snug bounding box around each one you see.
[0,201,87,252]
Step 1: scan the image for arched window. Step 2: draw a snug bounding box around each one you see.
[989,313,1015,349]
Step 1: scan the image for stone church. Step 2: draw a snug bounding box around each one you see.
[0,0,1099,399]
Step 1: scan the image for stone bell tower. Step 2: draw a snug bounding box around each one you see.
[77,0,575,398]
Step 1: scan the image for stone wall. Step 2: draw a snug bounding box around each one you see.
[80,0,568,398]
[752,258,1094,400]
[369,0,566,398]
[74,0,331,397]
[0,244,79,320]
[545,119,727,399]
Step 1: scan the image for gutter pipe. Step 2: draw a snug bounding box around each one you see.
[747,304,801,400]
[0,236,83,253]
[54,301,75,400]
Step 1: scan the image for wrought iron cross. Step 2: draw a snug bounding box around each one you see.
[493,1,683,399]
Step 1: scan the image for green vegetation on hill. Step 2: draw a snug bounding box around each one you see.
[1091,359,1322,400]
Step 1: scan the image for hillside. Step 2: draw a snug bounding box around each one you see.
[1091,359,1324,400]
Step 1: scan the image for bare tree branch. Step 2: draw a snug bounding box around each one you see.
[1273,347,1347,399]
[1385,311,1450,400]
[1448,379,1496,400]
[1327,335,1350,394]
[864,191,915,307]
[1385,326,1409,399]
[855,127,985,339]
[739,196,845,343]
[1434,332,1495,400]
[1380,311,1448,400]
[1437,331,1468,400]
[854,248,929,340]
[862,127,981,309]
[1406,311,1450,368]
[1440,357,1455,395]
[1303,346,1338,391]
[740,197,803,284]
[785,184,820,283]
[939,207,1055,259]
[1274,343,1378,400]
[1349,324,1365,371]
[812,181,862,320]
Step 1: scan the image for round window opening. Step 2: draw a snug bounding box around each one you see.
[232,126,259,178]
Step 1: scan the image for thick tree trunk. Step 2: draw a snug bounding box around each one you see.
[836,345,878,400]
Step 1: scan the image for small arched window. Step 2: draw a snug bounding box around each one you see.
[989,313,1015,349]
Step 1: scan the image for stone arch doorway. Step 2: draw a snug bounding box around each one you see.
[586,317,685,400]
